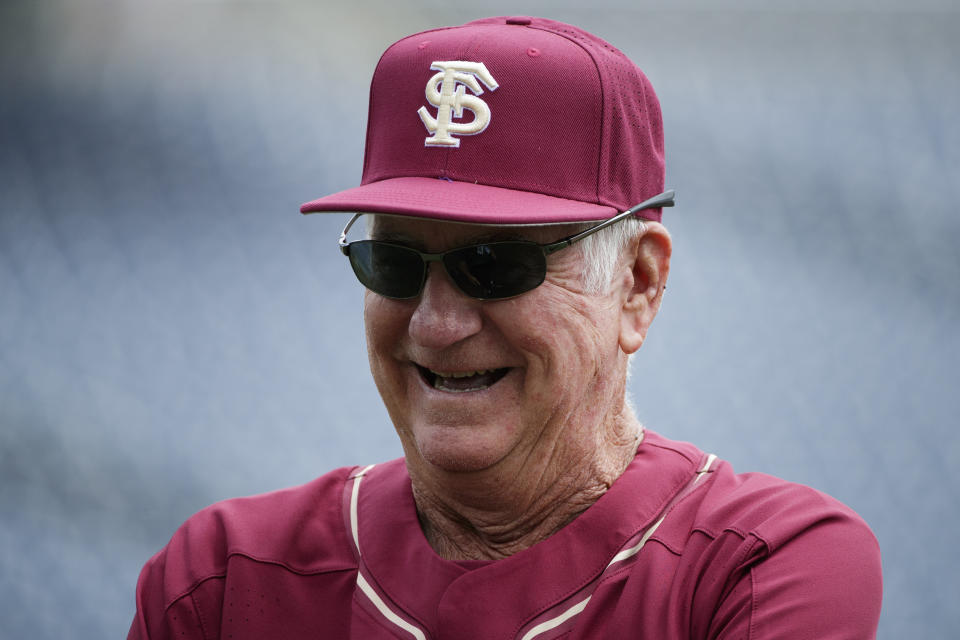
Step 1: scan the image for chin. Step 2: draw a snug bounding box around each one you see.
[410,426,513,474]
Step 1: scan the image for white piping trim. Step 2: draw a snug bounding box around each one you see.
[519,596,592,640]
[357,573,428,640]
[606,513,667,567]
[350,464,376,555]
[694,454,717,484]
[521,453,719,638]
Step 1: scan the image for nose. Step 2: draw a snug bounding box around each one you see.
[408,263,483,349]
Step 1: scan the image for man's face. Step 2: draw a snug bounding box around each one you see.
[363,215,634,476]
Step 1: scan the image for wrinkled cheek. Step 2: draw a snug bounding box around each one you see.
[367,352,391,396]
[364,335,406,416]
[548,331,617,413]
[363,298,410,388]
[370,359,415,442]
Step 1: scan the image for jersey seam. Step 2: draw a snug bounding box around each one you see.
[525,24,605,203]
[647,457,722,554]
[641,440,702,468]
[163,575,226,617]
[224,549,358,576]
[189,590,211,640]
[161,557,358,614]
[692,523,750,542]
[646,533,684,556]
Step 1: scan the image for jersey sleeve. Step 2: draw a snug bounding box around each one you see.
[706,485,883,639]
[127,547,216,639]
[126,468,356,639]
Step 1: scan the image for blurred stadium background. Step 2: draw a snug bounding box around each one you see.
[1,1,957,637]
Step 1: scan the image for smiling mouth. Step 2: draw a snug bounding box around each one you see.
[417,366,511,393]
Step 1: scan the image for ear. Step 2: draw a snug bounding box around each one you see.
[619,223,672,354]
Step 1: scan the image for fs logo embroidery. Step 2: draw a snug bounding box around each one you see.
[417,61,498,148]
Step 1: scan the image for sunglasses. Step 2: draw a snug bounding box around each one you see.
[338,190,675,300]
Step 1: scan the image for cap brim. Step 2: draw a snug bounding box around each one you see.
[300,177,620,225]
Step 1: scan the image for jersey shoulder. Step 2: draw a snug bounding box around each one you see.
[641,431,876,550]
[139,464,364,611]
[645,437,882,638]
[689,462,877,555]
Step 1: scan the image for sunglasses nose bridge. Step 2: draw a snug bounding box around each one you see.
[419,252,446,265]
[414,252,444,291]
[415,255,479,305]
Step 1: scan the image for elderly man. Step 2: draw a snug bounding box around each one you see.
[129,17,882,639]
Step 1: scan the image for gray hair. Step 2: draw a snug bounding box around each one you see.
[572,215,649,403]
[574,216,647,295]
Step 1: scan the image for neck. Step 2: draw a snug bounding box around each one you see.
[407,408,643,561]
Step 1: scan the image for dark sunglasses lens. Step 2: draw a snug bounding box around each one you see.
[348,241,425,299]
[444,242,546,299]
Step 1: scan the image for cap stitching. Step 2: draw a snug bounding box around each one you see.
[537,25,608,205]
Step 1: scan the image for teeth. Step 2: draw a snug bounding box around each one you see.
[430,369,489,378]
[433,380,490,393]
[427,368,496,392]
[419,366,510,393]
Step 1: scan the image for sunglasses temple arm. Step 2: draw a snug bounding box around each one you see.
[543,189,675,255]
[339,213,363,255]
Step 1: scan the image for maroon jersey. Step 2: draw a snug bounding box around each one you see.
[129,431,881,639]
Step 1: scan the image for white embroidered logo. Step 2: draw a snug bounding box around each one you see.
[417,61,498,148]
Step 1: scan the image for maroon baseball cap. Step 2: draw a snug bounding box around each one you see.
[300,16,666,224]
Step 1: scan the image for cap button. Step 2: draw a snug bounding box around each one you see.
[505,16,532,25]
